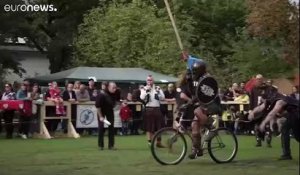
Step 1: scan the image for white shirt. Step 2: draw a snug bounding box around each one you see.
[69,92,73,99]
[140,85,165,107]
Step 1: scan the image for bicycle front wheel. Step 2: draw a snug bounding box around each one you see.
[207,128,238,163]
[151,127,187,165]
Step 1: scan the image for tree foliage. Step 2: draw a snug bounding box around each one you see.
[0,0,99,74]
[1,0,298,88]
[246,0,299,65]
[74,0,190,75]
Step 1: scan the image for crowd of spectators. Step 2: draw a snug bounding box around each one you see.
[0,75,298,140]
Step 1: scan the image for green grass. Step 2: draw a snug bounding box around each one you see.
[0,135,298,175]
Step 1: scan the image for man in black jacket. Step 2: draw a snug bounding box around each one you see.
[62,83,77,133]
[249,74,277,147]
[63,83,77,102]
[96,82,118,150]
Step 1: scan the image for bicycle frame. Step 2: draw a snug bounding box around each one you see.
[174,114,219,154]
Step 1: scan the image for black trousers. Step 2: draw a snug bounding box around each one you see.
[98,115,115,148]
[19,115,31,135]
[2,110,14,138]
[131,110,142,134]
[281,116,291,156]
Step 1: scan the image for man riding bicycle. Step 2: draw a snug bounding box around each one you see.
[181,52,221,159]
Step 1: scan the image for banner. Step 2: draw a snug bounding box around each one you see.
[76,104,122,128]
[76,104,98,128]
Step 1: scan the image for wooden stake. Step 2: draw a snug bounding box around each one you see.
[164,0,184,51]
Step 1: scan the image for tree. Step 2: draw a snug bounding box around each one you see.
[246,0,299,66]
[74,0,191,75]
[228,31,293,83]
[0,0,100,73]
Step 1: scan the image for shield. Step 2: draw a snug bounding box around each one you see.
[196,76,218,104]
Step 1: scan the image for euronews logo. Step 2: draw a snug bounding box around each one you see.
[3,1,57,12]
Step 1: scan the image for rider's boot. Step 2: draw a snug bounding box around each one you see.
[188,133,203,159]
[188,148,203,159]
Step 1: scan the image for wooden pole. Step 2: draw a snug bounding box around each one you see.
[164,0,184,51]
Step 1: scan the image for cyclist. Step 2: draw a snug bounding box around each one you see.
[180,53,221,159]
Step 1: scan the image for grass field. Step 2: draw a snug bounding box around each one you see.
[0,135,299,175]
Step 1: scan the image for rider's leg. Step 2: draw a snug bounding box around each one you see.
[188,107,208,159]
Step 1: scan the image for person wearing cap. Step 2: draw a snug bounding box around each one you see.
[249,74,276,147]
[140,75,165,146]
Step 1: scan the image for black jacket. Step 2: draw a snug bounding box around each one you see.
[62,90,77,101]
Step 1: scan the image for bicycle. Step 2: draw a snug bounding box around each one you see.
[150,104,238,165]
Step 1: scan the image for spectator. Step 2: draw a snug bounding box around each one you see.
[290,86,299,100]
[29,83,41,135]
[266,79,278,90]
[114,87,122,135]
[96,82,118,150]
[44,83,52,100]
[119,101,132,135]
[1,83,16,139]
[30,83,41,100]
[73,81,81,93]
[240,82,247,94]
[100,81,108,93]
[162,83,176,127]
[232,83,241,99]
[140,75,165,146]
[87,78,98,99]
[223,86,234,101]
[75,84,90,102]
[90,88,100,135]
[62,83,77,133]
[130,85,144,135]
[234,90,250,103]
[16,83,31,139]
[63,83,77,103]
[44,83,59,137]
[127,92,133,101]
[90,89,98,101]
[48,81,65,116]
[249,74,274,147]
[23,80,31,92]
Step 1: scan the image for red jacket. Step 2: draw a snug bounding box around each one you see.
[119,106,132,121]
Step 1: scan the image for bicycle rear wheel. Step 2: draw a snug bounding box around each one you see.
[207,128,238,163]
[151,127,187,165]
